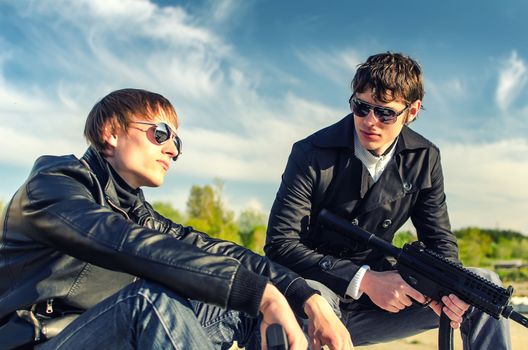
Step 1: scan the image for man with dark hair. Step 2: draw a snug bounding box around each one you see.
[0,88,352,349]
[265,53,511,348]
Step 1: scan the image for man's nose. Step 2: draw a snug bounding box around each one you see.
[163,138,178,160]
[364,108,379,125]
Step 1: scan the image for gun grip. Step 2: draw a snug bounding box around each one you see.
[266,323,289,350]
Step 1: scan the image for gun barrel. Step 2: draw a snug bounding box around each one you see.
[508,310,528,328]
[319,209,401,258]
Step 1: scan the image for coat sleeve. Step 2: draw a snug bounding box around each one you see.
[410,147,459,262]
[265,142,361,296]
[151,206,318,318]
[17,162,268,316]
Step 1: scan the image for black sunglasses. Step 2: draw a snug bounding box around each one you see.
[130,121,182,161]
[349,96,409,124]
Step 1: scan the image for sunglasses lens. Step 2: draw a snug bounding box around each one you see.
[373,107,396,122]
[172,135,182,161]
[154,123,170,144]
[351,97,399,124]
[351,99,370,117]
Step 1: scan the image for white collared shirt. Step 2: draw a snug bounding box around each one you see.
[353,132,397,183]
[346,132,398,299]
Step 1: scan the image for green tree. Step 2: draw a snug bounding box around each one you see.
[456,227,492,266]
[392,230,416,248]
[238,208,268,254]
[185,179,240,244]
[511,239,528,260]
[152,201,184,224]
[493,237,514,260]
[0,199,4,217]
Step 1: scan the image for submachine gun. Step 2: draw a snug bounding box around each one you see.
[319,209,527,350]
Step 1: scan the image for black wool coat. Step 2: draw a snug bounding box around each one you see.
[265,114,459,297]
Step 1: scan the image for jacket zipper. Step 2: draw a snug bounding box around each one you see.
[46,298,54,314]
[105,196,130,220]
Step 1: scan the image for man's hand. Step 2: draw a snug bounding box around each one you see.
[259,284,307,350]
[360,270,426,312]
[303,294,354,349]
[361,270,470,329]
[428,294,470,329]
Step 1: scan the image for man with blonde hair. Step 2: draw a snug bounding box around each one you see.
[0,88,352,349]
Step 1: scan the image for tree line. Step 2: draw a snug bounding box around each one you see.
[152,180,528,281]
[1,181,526,280]
[152,179,268,254]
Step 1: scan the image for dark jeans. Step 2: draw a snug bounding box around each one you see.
[307,267,512,349]
[38,279,259,350]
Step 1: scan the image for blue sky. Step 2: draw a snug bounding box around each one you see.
[1,0,527,234]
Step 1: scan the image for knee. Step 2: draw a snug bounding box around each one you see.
[119,279,190,314]
[468,267,502,285]
[305,279,342,317]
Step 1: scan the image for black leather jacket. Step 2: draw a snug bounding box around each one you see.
[266,114,459,297]
[0,148,314,347]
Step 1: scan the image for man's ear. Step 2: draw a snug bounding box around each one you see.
[406,99,421,124]
[101,122,118,157]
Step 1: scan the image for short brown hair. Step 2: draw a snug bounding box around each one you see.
[84,88,178,151]
[352,52,424,104]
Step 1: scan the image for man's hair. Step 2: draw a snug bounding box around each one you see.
[84,88,178,151]
[352,52,424,104]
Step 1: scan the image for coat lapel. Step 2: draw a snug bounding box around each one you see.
[355,157,406,215]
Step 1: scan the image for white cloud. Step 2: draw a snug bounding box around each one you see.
[296,48,362,85]
[443,78,465,98]
[177,93,342,182]
[496,51,527,111]
[0,124,85,165]
[207,0,240,23]
[0,0,234,163]
[441,139,528,233]
[0,0,342,182]
[2,1,527,235]
[0,77,86,162]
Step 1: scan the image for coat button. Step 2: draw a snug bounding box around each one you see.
[403,182,412,191]
[351,218,359,225]
[382,219,392,228]
[319,256,334,270]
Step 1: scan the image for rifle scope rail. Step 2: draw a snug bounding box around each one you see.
[404,241,512,319]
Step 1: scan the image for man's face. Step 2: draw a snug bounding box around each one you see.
[353,89,420,155]
[104,113,180,189]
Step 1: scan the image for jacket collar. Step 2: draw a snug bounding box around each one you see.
[81,147,147,218]
[309,113,432,154]
[81,147,119,204]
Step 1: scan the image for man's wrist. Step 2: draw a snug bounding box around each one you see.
[345,265,370,299]
[284,277,319,319]
[302,293,324,319]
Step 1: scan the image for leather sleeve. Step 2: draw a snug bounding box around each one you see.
[265,142,360,296]
[153,207,318,318]
[15,160,267,315]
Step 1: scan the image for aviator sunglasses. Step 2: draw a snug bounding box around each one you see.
[130,121,182,161]
[349,96,409,124]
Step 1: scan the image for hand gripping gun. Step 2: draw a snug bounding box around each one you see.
[319,209,527,349]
